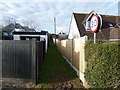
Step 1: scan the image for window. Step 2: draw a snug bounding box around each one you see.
[108,23,113,27]
[3,32,8,36]
[20,36,40,41]
[85,21,90,31]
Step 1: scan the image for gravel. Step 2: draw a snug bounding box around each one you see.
[0,78,34,88]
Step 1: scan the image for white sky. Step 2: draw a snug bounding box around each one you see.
[0,0,119,34]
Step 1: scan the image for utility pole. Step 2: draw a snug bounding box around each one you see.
[54,17,56,44]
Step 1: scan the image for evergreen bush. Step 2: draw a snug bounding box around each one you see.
[85,41,120,88]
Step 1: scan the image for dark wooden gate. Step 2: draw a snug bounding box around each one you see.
[2,40,45,84]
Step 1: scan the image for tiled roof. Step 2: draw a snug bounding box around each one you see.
[82,11,94,24]
[2,23,37,32]
[2,23,15,32]
[73,13,120,40]
[73,13,86,37]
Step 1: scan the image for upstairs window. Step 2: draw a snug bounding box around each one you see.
[108,23,113,27]
[85,21,90,31]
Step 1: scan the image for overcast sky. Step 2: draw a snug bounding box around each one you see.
[0,0,119,34]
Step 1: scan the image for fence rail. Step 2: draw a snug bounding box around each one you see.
[1,40,45,85]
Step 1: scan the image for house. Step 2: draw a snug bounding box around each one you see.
[12,31,48,52]
[15,23,25,32]
[1,23,36,40]
[39,30,49,51]
[1,23,49,51]
[0,30,2,40]
[2,23,15,40]
[68,12,120,41]
[58,31,68,40]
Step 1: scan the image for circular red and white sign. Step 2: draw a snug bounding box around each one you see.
[90,14,99,33]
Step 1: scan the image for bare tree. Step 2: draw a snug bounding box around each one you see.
[22,17,39,30]
[2,16,16,26]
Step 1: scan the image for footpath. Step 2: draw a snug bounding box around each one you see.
[35,39,86,89]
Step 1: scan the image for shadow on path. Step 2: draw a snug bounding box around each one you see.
[38,39,76,83]
[37,39,86,89]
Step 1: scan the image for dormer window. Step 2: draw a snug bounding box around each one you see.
[85,21,90,31]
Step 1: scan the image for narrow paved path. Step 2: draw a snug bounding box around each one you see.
[36,39,86,89]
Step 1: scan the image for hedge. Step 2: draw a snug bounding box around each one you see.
[85,41,120,88]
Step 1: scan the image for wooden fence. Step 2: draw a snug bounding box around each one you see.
[1,39,45,85]
[0,40,2,89]
[53,36,88,86]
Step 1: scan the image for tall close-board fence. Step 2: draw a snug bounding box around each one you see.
[53,36,88,87]
[1,40,45,85]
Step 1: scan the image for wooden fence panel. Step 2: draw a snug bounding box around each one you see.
[2,40,32,79]
[55,37,87,87]
[66,39,73,63]
[1,40,45,85]
[36,41,45,83]
[0,40,2,86]
[61,40,66,57]
[72,39,80,70]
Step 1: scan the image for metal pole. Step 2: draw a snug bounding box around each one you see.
[54,17,56,44]
[94,33,96,44]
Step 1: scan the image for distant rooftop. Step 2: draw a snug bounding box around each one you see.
[13,31,47,35]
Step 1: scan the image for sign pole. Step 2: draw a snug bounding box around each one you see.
[90,13,100,44]
[94,33,96,44]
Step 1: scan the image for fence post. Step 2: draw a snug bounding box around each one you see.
[60,40,62,52]
[71,39,74,65]
[79,36,89,88]
[65,40,67,58]
[31,38,37,85]
[0,40,2,90]
[79,38,84,85]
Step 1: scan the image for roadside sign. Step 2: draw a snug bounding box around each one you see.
[90,14,99,33]
[83,11,102,44]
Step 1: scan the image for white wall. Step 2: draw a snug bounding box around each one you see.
[40,35,48,52]
[13,35,40,40]
[13,34,48,52]
[68,15,80,39]
[14,35,20,40]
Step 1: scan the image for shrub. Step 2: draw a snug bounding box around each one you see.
[85,41,120,88]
